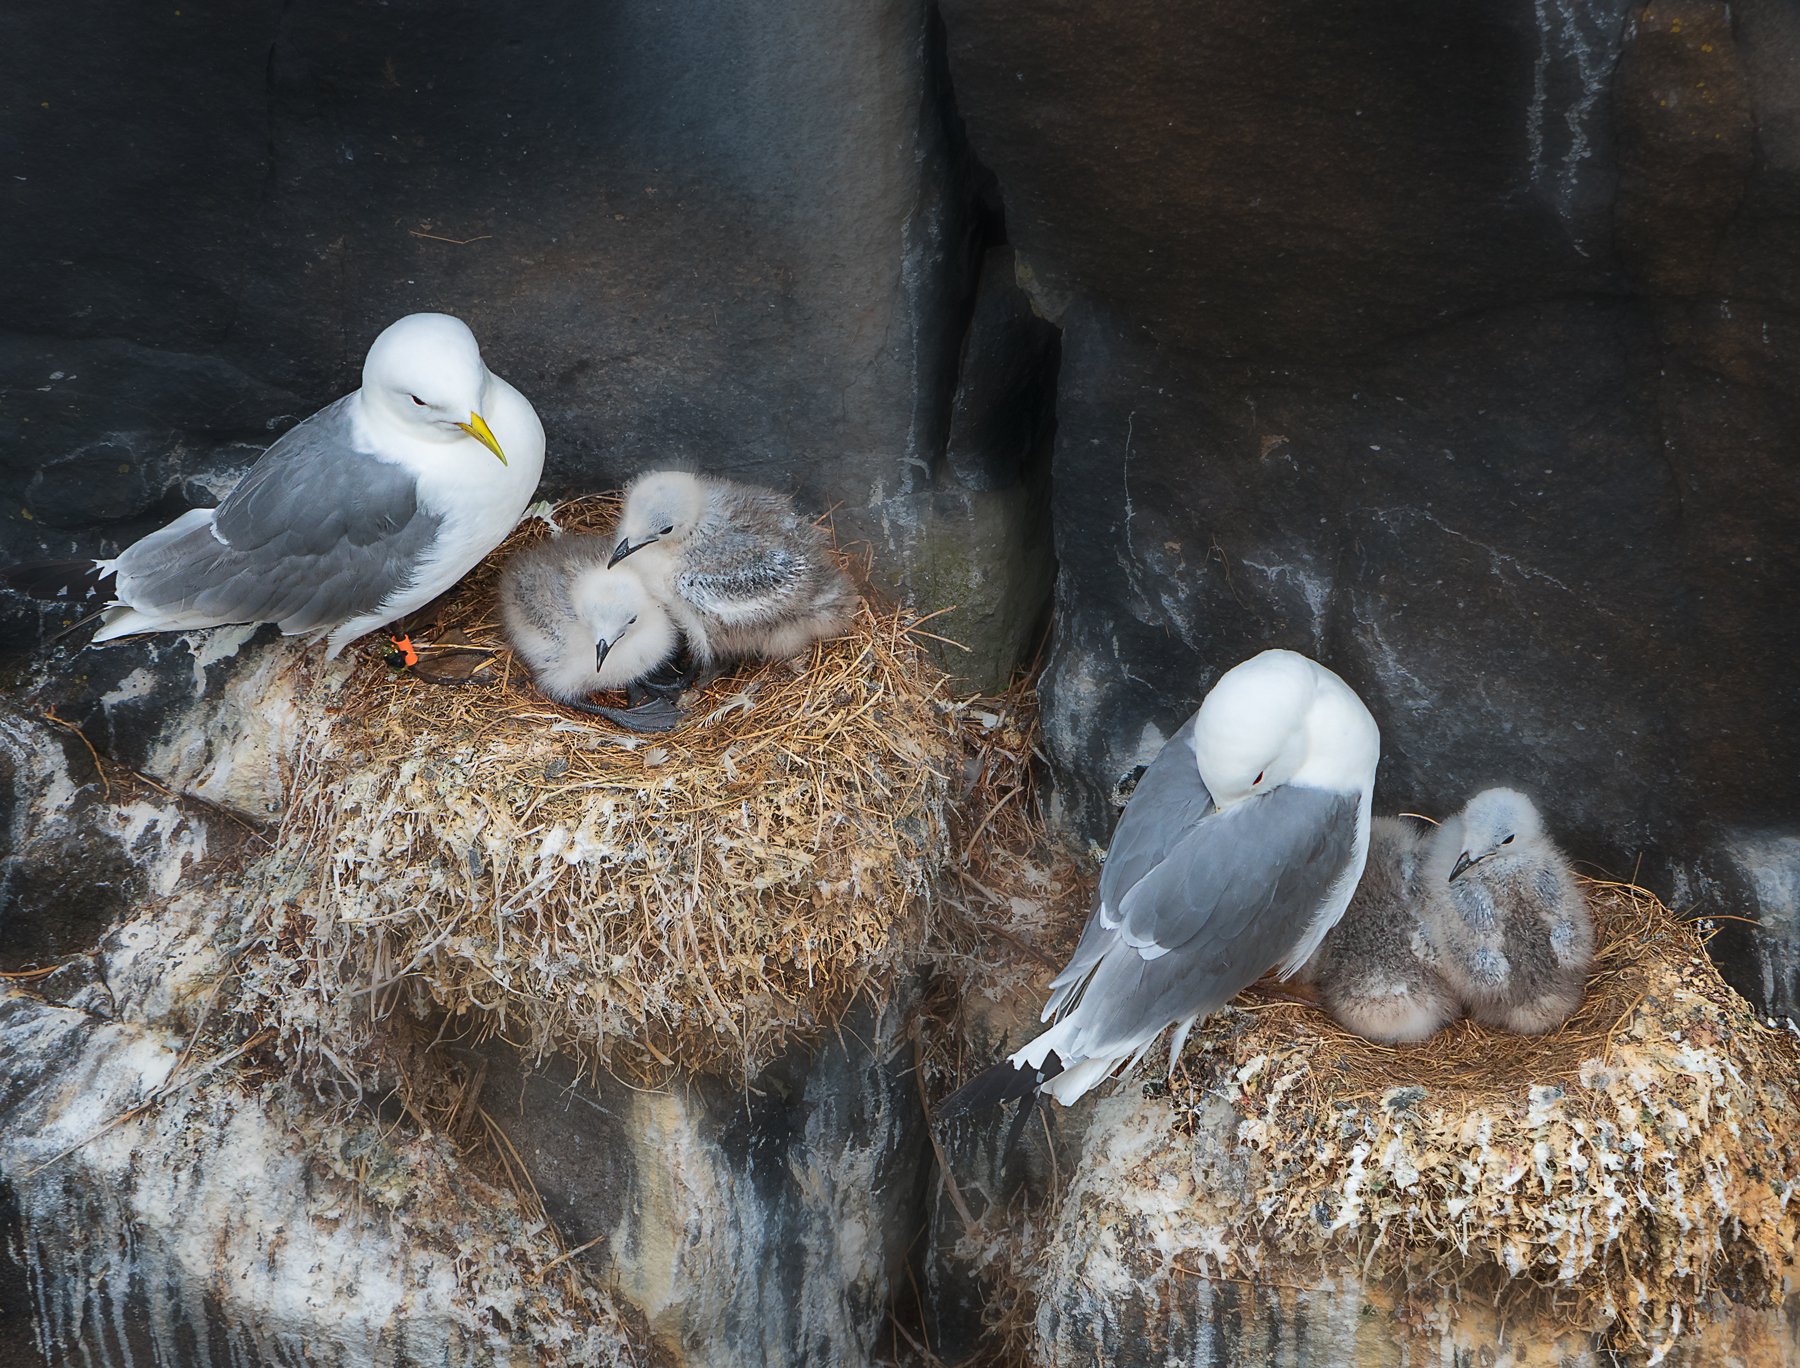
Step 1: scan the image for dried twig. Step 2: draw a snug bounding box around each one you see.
[408,229,493,245]
[41,706,109,802]
[24,1028,274,1178]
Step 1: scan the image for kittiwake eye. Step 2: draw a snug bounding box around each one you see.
[1253,771,1265,786]
[409,394,427,407]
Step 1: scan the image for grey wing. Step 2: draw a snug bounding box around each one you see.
[1056,785,1361,1058]
[1045,715,1213,1004]
[676,523,816,625]
[1097,715,1214,911]
[115,396,443,633]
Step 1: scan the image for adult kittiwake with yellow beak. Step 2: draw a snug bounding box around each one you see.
[941,648,1381,1114]
[41,312,545,657]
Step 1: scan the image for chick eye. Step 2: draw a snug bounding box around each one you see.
[660,524,674,535]
[1500,834,1515,845]
[409,394,427,407]
[628,615,638,626]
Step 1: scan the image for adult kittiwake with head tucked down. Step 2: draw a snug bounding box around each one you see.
[940,648,1381,1114]
[19,313,545,658]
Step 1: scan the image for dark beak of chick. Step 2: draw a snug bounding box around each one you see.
[594,637,612,673]
[608,535,656,568]
[1448,851,1484,884]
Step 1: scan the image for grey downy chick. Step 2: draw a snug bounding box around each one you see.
[607,470,856,669]
[499,536,682,730]
[1304,816,1459,1044]
[1421,787,1594,1034]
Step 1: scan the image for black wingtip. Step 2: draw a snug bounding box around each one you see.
[47,608,106,647]
[935,1051,1065,1119]
[0,560,106,603]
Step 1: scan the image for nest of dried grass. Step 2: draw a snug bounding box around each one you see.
[253,496,960,1084]
[1169,878,1800,1356]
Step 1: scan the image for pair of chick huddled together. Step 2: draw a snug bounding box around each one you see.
[1306,789,1593,1044]
[498,471,855,730]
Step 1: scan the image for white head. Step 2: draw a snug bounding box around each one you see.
[359,312,509,464]
[1191,649,1380,807]
[1429,787,1548,884]
[609,469,706,567]
[569,564,663,676]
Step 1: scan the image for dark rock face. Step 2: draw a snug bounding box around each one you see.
[938,0,1633,358]
[943,248,1061,497]
[920,1004,1097,1365]
[901,247,1059,690]
[0,703,152,964]
[3,0,949,515]
[939,0,1800,1013]
[475,996,931,1367]
[1036,297,1680,834]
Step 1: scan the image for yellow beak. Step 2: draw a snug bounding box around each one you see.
[456,411,507,465]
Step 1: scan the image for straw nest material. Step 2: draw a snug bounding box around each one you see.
[1165,878,1800,1355]
[254,495,960,1084]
